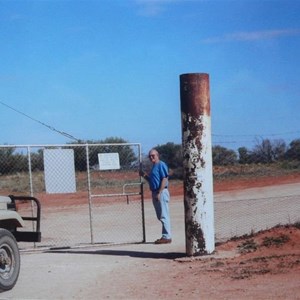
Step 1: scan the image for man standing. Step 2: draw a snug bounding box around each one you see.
[140,149,172,244]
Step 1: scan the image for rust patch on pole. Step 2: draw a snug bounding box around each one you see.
[180,73,210,117]
[180,73,215,256]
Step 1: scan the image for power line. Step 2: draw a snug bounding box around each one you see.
[212,131,300,146]
[0,100,80,142]
[212,131,300,137]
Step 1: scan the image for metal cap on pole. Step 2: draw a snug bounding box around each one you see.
[180,73,215,256]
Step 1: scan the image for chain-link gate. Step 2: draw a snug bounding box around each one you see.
[0,143,145,249]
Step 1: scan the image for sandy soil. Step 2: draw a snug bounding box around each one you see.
[3,174,300,299]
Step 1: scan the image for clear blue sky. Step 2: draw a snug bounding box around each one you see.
[0,0,299,152]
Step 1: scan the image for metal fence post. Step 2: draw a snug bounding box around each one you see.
[180,73,215,256]
[27,146,34,196]
[85,144,94,244]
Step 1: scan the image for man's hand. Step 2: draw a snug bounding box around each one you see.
[156,191,161,201]
[139,170,148,180]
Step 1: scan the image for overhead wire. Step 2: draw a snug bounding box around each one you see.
[212,130,300,147]
[0,100,80,142]
[213,131,300,137]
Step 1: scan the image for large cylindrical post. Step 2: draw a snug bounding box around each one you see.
[180,73,215,256]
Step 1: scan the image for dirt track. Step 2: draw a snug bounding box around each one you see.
[2,180,300,299]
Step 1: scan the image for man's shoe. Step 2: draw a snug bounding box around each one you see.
[154,237,172,244]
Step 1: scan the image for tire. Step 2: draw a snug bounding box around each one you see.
[0,229,20,292]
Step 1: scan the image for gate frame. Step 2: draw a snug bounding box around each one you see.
[0,142,146,248]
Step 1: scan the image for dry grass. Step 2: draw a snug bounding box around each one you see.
[213,163,300,180]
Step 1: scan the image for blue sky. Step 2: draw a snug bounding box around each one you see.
[0,0,299,152]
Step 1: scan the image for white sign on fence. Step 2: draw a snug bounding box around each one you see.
[44,149,76,193]
[98,153,120,170]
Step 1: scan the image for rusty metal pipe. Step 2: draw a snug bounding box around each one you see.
[180,73,215,256]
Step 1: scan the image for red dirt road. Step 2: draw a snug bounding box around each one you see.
[169,172,300,196]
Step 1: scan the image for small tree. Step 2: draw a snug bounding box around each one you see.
[252,138,273,164]
[272,139,286,161]
[251,138,287,164]
[285,139,300,161]
[238,146,252,164]
[212,145,238,166]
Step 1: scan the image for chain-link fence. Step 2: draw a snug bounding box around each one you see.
[214,185,300,242]
[0,143,145,249]
[1,143,299,249]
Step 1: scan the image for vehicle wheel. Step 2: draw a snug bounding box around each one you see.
[0,229,20,292]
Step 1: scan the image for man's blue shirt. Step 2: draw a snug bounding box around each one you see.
[149,161,168,191]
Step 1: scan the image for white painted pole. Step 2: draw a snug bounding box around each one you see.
[180,73,215,256]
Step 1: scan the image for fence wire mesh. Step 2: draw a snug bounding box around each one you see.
[214,190,300,242]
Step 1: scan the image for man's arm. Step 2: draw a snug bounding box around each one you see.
[139,170,150,183]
